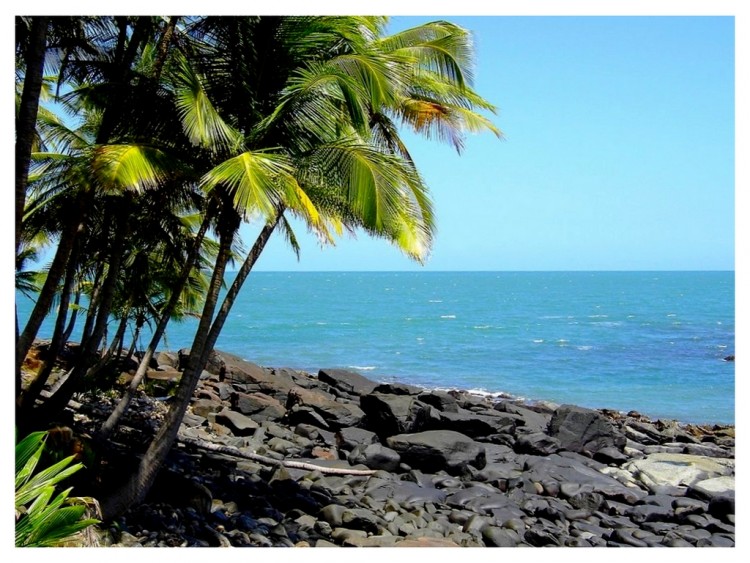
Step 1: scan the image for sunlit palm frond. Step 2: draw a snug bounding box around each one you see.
[376,21,476,88]
[200,150,292,220]
[172,53,243,152]
[89,144,177,194]
[306,139,434,261]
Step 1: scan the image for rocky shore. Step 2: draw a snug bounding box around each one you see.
[66,348,735,548]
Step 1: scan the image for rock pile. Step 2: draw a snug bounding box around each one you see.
[82,349,734,547]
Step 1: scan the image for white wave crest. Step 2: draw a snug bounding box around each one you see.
[348,365,376,371]
[440,315,456,319]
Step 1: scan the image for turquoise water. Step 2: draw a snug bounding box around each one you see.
[17,271,735,425]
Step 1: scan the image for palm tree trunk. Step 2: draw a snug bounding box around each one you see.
[124,318,143,365]
[16,197,88,382]
[101,206,242,518]
[80,262,104,345]
[62,290,81,343]
[17,235,80,416]
[36,211,129,423]
[98,212,212,440]
[152,16,179,81]
[16,16,48,258]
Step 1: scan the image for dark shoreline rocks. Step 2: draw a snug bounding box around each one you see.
[64,349,734,547]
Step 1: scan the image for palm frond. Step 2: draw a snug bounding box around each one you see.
[89,144,178,194]
[200,150,292,219]
[172,53,243,152]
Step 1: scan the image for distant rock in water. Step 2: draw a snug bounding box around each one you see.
[723,355,734,362]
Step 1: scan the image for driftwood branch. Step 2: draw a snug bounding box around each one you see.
[177,433,377,476]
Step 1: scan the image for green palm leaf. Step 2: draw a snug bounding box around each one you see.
[308,139,434,261]
[173,53,243,152]
[200,150,291,219]
[377,21,476,87]
[89,144,177,194]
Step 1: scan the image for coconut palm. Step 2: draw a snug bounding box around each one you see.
[99,15,499,518]
[15,16,161,386]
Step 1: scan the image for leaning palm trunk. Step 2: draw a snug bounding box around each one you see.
[17,237,81,420]
[16,16,48,258]
[123,317,144,366]
[62,291,82,344]
[35,218,128,425]
[16,200,89,390]
[100,211,281,519]
[98,213,212,440]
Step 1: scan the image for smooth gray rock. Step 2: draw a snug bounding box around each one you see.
[318,368,378,396]
[233,391,286,421]
[287,386,365,429]
[335,426,379,451]
[360,393,416,438]
[515,432,560,456]
[387,430,486,475]
[548,404,626,455]
[214,408,259,436]
[348,443,401,472]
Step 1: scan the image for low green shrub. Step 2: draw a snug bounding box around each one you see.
[15,430,100,547]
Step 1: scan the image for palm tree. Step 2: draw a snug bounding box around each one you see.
[99,15,499,519]
[15,16,158,387]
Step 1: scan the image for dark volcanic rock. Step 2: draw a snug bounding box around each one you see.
[548,404,626,456]
[335,427,379,451]
[515,432,560,456]
[386,430,486,475]
[287,386,365,429]
[372,382,423,395]
[494,401,551,433]
[215,408,260,436]
[348,444,401,472]
[360,393,417,438]
[233,392,287,421]
[417,391,460,412]
[318,368,378,396]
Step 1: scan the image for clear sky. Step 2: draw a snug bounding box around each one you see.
[4,3,740,273]
[244,13,736,272]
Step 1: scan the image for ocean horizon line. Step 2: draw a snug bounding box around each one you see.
[239,269,735,274]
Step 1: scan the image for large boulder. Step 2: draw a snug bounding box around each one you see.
[524,453,647,504]
[360,393,418,438]
[214,408,260,436]
[335,427,379,452]
[318,368,378,396]
[286,386,365,429]
[494,401,552,434]
[417,390,459,412]
[348,443,401,472]
[232,392,287,422]
[195,349,296,397]
[548,404,626,456]
[411,404,520,438]
[386,430,486,475]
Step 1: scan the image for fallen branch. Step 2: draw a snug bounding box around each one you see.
[177,433,377,476]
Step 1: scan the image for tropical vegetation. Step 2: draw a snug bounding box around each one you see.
[15,430,100,547]
[15,15,499,523]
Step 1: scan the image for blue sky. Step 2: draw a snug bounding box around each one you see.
[4,6,738,273]
[249,14,735,271]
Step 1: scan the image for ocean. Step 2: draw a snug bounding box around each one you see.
[17,271,735,425]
